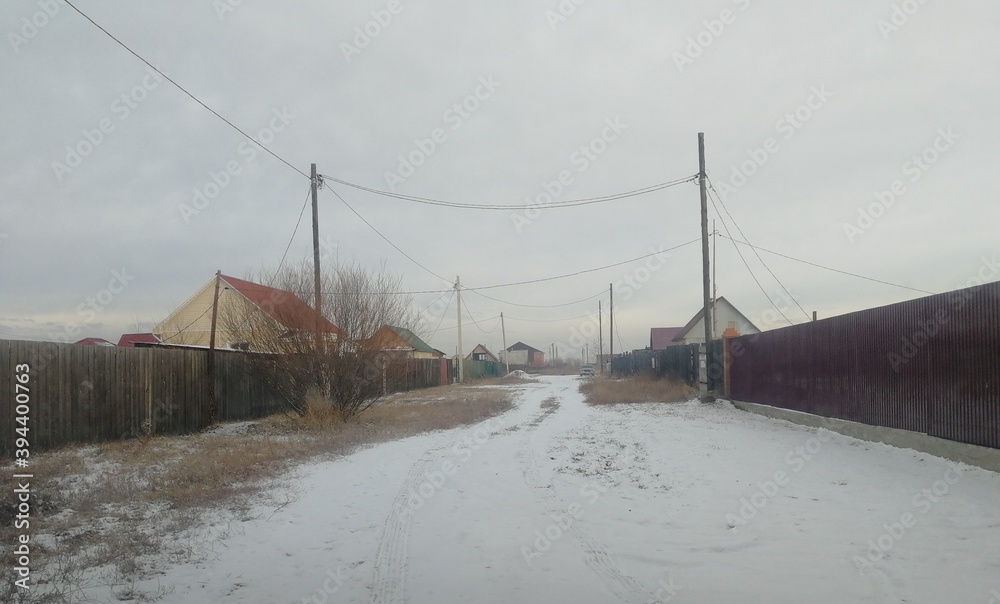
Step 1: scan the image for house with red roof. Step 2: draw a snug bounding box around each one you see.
[154,273,343,351]
[651,297,760,347]
[117,333,162,348]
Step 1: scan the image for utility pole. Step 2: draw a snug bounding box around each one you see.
[598,301,603,374]
[311,163,323,353]
[456,276,464,383]
[609,283,614,377]
[698,133,712,400]
[501,312,509,374]
[207,270,222,424]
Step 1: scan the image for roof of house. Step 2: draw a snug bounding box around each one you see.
[467,344,499,361]
[371,325,437,354]
[220,274,343,336]
[117,333,162,347]
[650,327,684,349]
[75,337,115,346]
[673,297,759,341]
[508,341,543,354]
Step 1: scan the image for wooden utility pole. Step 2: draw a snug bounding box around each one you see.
[598,301,603,374]
[698,133,712,399]
[501,312,509,375]
[456,276,464,383]
[207,270,222,424]
[311,163,322,352]
[609,283,614,377]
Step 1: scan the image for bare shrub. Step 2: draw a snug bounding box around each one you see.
[580,374,696,405]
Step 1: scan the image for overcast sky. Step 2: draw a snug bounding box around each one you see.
[2,0,998,358]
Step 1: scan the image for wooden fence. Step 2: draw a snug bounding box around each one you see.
[1,341,453,455]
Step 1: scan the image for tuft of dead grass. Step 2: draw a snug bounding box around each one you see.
[579,374,697,405]
[0,384,513,603]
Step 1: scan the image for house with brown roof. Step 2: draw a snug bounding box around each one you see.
[74,337,115,346]
[367,325,442,359]
[154,273,342,350]
[466,344,500,363]
[501,342,545,368]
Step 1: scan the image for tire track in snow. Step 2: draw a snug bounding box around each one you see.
[518,395,650,603]
[369,446,444,604]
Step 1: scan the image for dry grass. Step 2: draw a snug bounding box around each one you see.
[0,385,513,603]
[579,374,697,405]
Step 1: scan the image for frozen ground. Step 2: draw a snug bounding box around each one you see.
[138,376,999,603]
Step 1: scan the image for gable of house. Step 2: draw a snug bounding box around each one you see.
[155,274,341,349]
[467,344,499,362]
[672,297,760,344]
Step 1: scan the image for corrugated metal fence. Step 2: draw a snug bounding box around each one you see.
[728,281,1000,450]
[612,342,725,391]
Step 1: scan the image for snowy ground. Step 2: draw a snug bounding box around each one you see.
[140,376,999,603]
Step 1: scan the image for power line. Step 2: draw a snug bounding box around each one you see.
[326,186,449,283]
[708,179,810,321]
[466,288,606,309]
[705,191,792,325]
[425,290,455,342]
[271,185,313,284]
[466,239,701,291]
[320,174,698,210]
[716,235,936,295]
[63,0,309,180]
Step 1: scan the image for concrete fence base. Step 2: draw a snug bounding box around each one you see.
[731,399,1000,474]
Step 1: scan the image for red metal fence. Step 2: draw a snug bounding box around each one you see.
[728,281,1000,449]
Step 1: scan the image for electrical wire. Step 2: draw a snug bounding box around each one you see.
[466,239,701,291]
[320,174,698,210]
[708,179,810,321]
[326,186,449,283]
[271,185,313,284]
[705,189,792,325]
[466,288,606,309]
[158,303,215,342]
[716,235,937,296]
[63,0,309,180]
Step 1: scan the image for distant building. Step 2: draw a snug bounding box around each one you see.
[649,327,684,350]
[75,337,115,346]
[501,341,545,368]
[367,325,443,360]
[466,344,500,363]
[117,333,162,348]
[667,297,760,345]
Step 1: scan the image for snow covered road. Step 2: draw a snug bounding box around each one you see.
[156,376,1000,603]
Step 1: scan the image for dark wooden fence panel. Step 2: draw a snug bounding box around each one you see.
[0,341,281,455]
[729,281,1000,449]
